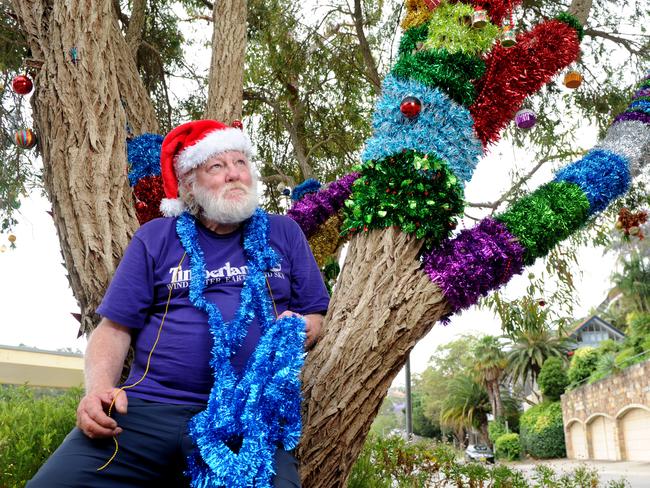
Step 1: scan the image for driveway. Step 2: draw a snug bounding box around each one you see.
[508,459,650,487]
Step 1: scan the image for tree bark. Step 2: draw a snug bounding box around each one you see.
[299,227,451,487]
[204,0,247,122]
[11,0,158,335]
[568,0,593,26]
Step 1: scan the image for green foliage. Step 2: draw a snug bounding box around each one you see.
[588,352,621,384]
[349,433,627,487]
[567,347,599,388]
[0,386,82,488]
[519,401,566,459]
[538,357,569,401]
[411,391,440,439]
[440,374,490,433]
[488,418,508,444]
[495,433,521,461]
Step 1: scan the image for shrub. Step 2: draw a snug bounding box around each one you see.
[588,352,620,384]
[519,401,566,459]
[488,417,508,444]
[349,432,626,487]
[614,347,646,369]
[495,433,521,461]
[538,357,568,400]
[568,347,599,388]
[0,385,82,488]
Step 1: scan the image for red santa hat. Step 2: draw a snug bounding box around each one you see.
[159,119,253,217]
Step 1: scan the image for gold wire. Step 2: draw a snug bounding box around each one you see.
[97,252,186,471]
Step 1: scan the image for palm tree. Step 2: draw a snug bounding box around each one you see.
[440,375,491,445]
[506,326,573,389]
[472,336,508,419]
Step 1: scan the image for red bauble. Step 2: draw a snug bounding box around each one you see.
[400,96,422,119]
[12,75,33,95]
[231,120,244,130]
[136,201,147,210]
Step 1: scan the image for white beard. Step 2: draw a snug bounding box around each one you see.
[192,179,258,224]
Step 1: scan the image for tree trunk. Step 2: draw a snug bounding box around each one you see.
[11,0,158,335]
[568,0,593,26]
[493,382,503,419]
[204,0,247,122]
[299,227,451,487]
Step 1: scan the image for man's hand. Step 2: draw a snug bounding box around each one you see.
[278,311,323,349]
[76,388,128,439]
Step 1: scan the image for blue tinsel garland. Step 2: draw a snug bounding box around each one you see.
[127,133,164,186]
[177,210,306,488]
[291,178,322,201]
[361,74,482,183]
[554,148,631,214]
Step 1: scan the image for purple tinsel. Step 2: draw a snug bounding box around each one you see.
[287,173,359,237]
[613,112,650,125]
[633,88,650,99]
[423,218,526,314]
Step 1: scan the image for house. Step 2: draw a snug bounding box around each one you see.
[0,344,83,389]
[568,316,626,349]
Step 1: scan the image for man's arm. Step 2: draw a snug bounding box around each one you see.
[76,318,131,438]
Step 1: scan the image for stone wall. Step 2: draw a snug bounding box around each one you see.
[561,359,650,460]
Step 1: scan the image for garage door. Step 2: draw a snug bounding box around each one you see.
[589,416,616,460]
[568,422,588,459]
[621,408,650,461]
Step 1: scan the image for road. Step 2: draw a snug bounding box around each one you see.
[508,459,650,488]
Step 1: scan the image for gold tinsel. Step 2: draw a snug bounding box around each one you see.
[401,0,435,30]
[308,212,346,267]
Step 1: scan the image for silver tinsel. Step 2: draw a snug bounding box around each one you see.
[599,120,650,177]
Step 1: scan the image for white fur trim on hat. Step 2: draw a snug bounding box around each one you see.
[175,127,253,174]
[160,198,187,217]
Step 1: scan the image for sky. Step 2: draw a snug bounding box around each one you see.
[0,6,633,376]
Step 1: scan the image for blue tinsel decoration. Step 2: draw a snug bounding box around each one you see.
[627,99,650,115]
[291,178,322,201]
[554,149,631,214]
[361,74,482,183]
[177,210,305,487]
[127,133,164,186]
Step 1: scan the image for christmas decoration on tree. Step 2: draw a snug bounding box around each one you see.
[564,70,583,89]
[11,75,33,95]
[14,129,37,149]
[7,234,16,250]
[515,108,536,129]
[615,207,648,240]
[126,134,165,224]
[291,178,322,202]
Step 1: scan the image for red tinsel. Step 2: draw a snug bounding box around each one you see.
[471,0,523,26]
[470,19,580,147]
[133,175,165,224]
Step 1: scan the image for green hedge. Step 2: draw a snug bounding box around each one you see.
[538,357,568,401]
[495,433,521,461]
[568,347,599,388]
[0,385,82,488]
[519,401,566,459]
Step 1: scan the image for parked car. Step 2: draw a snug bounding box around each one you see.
[464,444,495,464]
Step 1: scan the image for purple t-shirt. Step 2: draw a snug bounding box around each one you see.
[96,214,329,405]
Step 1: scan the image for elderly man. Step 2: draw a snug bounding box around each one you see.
[28,120,330,488]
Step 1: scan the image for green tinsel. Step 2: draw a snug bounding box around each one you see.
[423,3,499,56]
[398,24,429,57]
[342,150,465,247]
[555,12,585,41]
[391,48,486,106]
[496,182,590,265]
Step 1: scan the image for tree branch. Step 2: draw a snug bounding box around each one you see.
[351,0,381,94]
[466,150,582,213]
[584,28,647,56]
[124,0,146,60]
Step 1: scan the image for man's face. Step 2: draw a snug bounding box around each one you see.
[189,150,258,224]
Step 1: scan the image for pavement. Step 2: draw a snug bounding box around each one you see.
[507,459,650,488]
